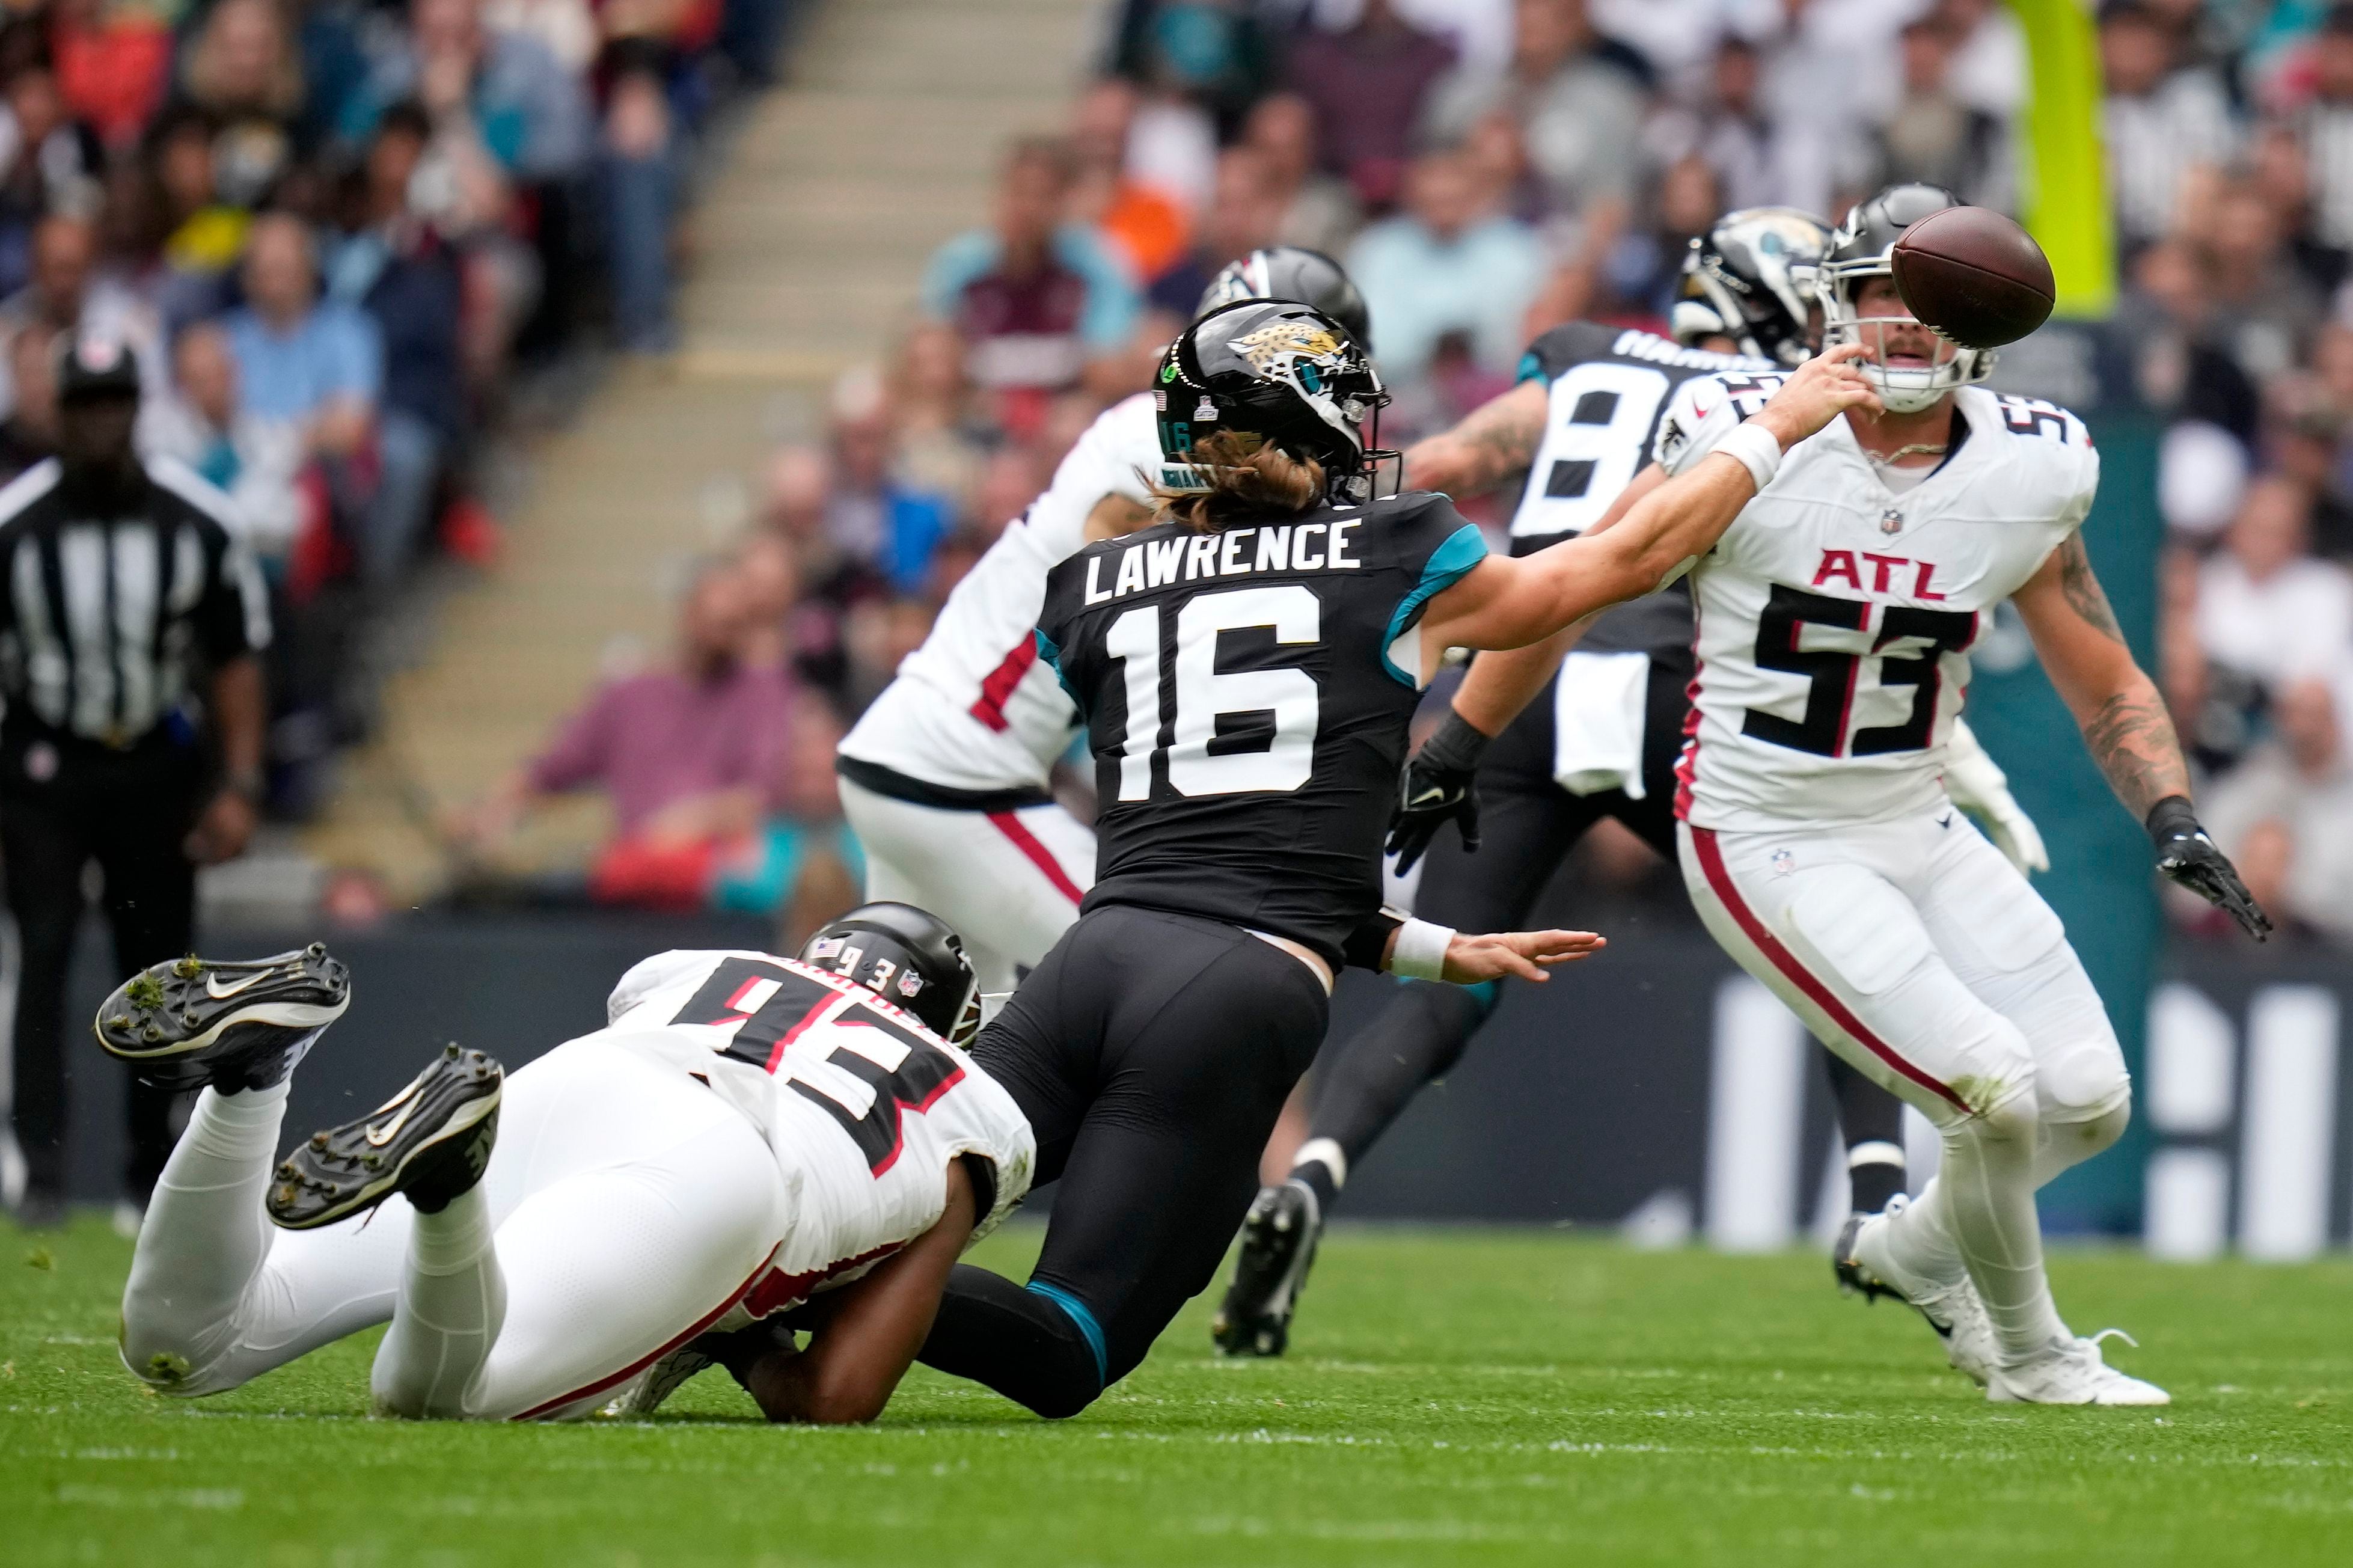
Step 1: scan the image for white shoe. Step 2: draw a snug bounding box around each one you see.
[1987,1331,2170,1406]
[1838,1197,1999,1386]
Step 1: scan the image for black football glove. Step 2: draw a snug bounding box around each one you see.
[2147,795,2272,942]
[1386,711,1491,875]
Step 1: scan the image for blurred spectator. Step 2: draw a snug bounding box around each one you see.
[1938,0,2032,121]
[1867,13,2013,210]
[50,0,175,151]
[1657,35,1816,220]
[0,316,54,476]
[1242,92,1360,256]
[710,699,864,948]
[462,556,798,854]
[1071,78,1191,284]
[1424,0,1647,219]
[2248,120,2346,297]
[138,106,251,332]
[0,212,165,421]
[2102,0,2237,253]
[1106,0,1277,135]
[1287,0,1457,212]
[2291,4,2353,256]
[326,100,466,583]
[824,366,953,595]
[178,0,314,207]
[148,319,306,557]
[1748,0,1908,218]
[0,55,106,297]
[2195,475,2353,690]
[920,137,1141,423]
[1348,147,1546,382]
[353,0,591,188]
[1147,145,1285,318]
[2205,676,2353,943]
[2200,184,2324,385]
[596,28,688,353]
[223,210,391,568]
[888,320,990,502]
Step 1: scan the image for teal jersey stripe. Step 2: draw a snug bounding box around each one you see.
[1380,522,1490,687]
[1035,626,1080,707]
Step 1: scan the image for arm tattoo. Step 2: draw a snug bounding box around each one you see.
[2081,683,2190,817]
[2054,535,2127,645]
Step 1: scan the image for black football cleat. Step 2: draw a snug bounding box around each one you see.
[94,945,350,1093]
[266,1045,502,1230]
[1832,1211,1902,1305]
[1211,1179,1322,1358]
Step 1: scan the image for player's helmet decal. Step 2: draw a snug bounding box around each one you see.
[1818,182,1994,414]
[1195,245,1372,348]
[1155,299,1398,504]
[1673,207,1829,369]
[798,901,982,1046]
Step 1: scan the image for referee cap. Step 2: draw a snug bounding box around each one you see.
[56,331,141,402]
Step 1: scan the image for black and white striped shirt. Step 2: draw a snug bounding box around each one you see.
[0,457,269,747]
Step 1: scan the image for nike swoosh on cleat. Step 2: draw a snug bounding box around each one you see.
[204,971,271,999]
[1937,814,1953,828]
[365,1098,420,1147]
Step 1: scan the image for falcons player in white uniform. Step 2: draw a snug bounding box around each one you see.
[836,249,1373,997]
[100,905,1033,1423]
[1648,188,2269,1404]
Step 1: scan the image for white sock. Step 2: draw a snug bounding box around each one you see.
[120,1083,289,1385]
[371,1185,506,1418]
[1289,1138,1348,1192]
[1930,1104,2067,1361]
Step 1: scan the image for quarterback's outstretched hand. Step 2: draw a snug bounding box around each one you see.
[2147,796,2272,942]
[1442,928,1607,985]
[1386,712,1490,874]
[1753,341,1882,449]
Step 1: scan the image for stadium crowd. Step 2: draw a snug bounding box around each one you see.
[464,0,2353,951]
[0,0,801,818]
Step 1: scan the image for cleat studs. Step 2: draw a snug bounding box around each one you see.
[174,956,203,979]
[108,1014,130,1030]
[182,1010,200,1028]
[278,1162,296,1177]
[273,1184,296,1207]
[306,942,326,958]
[142,1024,163,1043]
[442,1043,460,1059]
[310,1132,329,1150]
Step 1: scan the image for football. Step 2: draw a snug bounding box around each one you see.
[1889,204,2057,349]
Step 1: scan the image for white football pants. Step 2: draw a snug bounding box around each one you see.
[1680,808,2131,1358]
[119,1037,788,1419]
[837,776,1094,997]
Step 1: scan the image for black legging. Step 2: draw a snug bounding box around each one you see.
[1304,658,1907,1202]
[919,905,1329,1416]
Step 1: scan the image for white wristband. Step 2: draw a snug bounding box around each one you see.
[1389,919,1455,982]
[1715,421,1783,494]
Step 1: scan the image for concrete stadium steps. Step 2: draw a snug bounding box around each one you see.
[305,0,1100,896]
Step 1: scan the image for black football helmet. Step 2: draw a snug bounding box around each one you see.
[799,901,981,1046]
[1671,207,1830,369]
[1155,298,1396,504]
[1195,246,1372,348]
[1819,182,1990,412]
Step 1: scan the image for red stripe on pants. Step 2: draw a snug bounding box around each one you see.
[1687,825,1970,1115]
[987,810,1085,905]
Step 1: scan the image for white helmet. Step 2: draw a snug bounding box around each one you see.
[1818,183,1993,414]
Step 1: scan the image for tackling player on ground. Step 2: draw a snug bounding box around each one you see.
[1662,186,2265,1403]
[101,906,1032,1423]
[835,249,1372,1002]
[1215,207,2043,1356]
[911,299,1880,1418]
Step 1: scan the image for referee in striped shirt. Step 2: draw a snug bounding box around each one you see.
[0,332,269,1227]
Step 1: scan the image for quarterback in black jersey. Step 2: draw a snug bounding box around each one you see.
[1216,209,2000,1357]
[914,298,1881,1417]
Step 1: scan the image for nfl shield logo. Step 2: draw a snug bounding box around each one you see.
[1770,848,1796,877]
[1880,507,1904,536]
[897,972,925,999]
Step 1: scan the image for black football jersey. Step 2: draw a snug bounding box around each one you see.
[1036,491,1487,965]
[1507,322,1768,659]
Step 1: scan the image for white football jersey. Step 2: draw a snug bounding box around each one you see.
[839,394,1160,792]
[596,949,1036,1317]
[1655,375,2098,831]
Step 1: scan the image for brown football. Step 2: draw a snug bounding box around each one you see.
[1889,206,2055,350]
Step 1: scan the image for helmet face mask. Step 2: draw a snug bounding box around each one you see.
[798,901,982,1046]
[1157,300,1398,504]
[1817,183,1992,414]
[1674,207,1830,369]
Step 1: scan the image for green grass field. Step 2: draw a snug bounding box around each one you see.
[5,1217,2349,1567]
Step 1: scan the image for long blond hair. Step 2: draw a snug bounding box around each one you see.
[1150,430,1326,533]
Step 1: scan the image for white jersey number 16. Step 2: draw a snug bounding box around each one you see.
[1106,584,1320,799]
